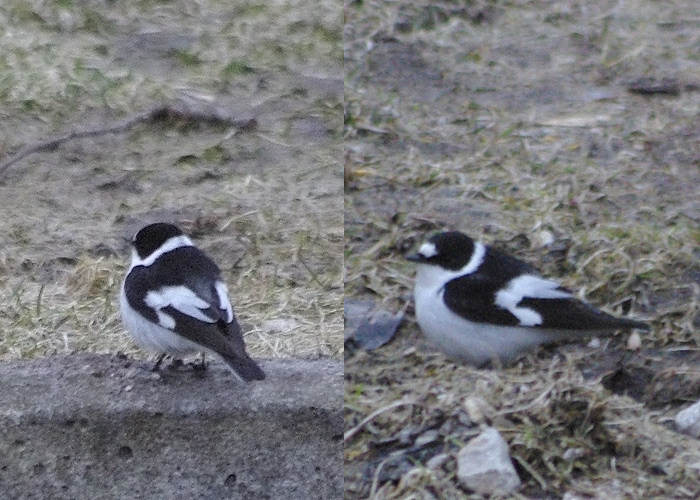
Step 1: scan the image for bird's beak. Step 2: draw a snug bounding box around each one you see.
[406,253,424,263]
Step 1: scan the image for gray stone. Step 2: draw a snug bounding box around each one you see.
[563,480,624,500]
[262,318,301,334]
[343,299,404,350]
[675,399,700,438]
[0,353,342,500]
[457,427,521,495]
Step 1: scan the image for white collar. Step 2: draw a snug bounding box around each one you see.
[129,235,193,270]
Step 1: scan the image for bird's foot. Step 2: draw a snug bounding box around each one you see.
[167,358,184,369]
[151,353,167,371]
[189,353,207,372]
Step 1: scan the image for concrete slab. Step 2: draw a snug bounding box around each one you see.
[0,353,342,500]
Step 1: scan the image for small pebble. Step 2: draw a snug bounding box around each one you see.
[627,331,642,350]
[534,229,555,248]
[562,447,585,461]
[587,337,601,349]
[414,430,439,448]
[262,318,300,334]
[675,399,700,438]
[463,397,488,425]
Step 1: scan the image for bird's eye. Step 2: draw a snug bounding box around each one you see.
[398,236,416,254]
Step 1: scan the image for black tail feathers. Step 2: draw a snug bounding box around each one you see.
[221,353,265,382]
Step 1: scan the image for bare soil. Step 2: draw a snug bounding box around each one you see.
[345,1,700,498]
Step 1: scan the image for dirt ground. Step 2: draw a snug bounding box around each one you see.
[345,1,700,498]
[0,1,343,363]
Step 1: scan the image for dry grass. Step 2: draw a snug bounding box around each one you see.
[0,0,342,363]
[345,0,700,498]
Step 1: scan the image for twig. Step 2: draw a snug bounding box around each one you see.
[344,399,415,443]
[370,458,390,498]
[511,453,549,491]
[0,102,257,180]
[297,245,324,288]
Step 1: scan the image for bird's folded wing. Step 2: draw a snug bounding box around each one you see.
[442,273,524,326]
[517,296,647,330]
[444,272,645,331]
[145,282,249,353]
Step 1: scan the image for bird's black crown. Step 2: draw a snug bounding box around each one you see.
[409,231,476,271]
[132,222,185,259]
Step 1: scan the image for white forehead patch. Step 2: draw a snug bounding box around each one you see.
[418,242,438,258]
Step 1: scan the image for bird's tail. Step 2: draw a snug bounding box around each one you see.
[219,352,266,382]
[611,317,650,332]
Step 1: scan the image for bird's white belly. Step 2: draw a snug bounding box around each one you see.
[414,285,554,366]
[119,285,202,355]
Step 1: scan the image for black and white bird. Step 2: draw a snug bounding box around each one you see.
[407,231,649,366]
[119,222,265,381]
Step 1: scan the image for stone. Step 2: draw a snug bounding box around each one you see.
[262,318,301,334]
[457,427,521,495]
[563,480,624,500]
[675,399,700,438]
[463,396,489,425]
[627,331,642,351]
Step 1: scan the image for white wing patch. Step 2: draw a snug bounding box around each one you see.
[215,281,234,323]
[494,274,571,326]
[418,242,438,258]
[155,310,176,330]
[145,285,216,327]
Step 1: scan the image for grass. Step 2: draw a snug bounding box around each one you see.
[0,0,342,363]
[345,0,700,498]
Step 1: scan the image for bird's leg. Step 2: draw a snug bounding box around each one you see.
[168,358,184,369]
[191,352,207,371]
[151,353,167,371]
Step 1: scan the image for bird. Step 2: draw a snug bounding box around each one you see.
[119,222,265,381]
[406,231,649,367]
